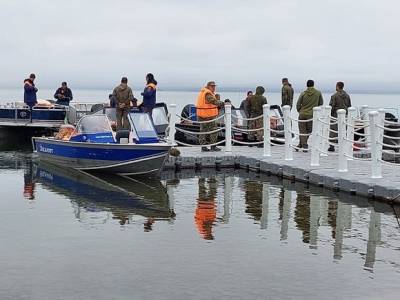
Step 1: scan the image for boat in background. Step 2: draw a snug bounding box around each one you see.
[32,112,174,176]
[0,100,107,141]
[175,104,286,145]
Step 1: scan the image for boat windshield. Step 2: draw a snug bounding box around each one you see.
[128,113,159,142]
[152,106,168,126]
[76,115,113,134]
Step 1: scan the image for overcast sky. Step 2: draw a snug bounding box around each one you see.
[0,0,399,92]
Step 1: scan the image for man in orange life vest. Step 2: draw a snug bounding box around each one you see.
[196,81,224,152]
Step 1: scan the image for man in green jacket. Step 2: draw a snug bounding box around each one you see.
[112,77,134,130]
[296,80,323,150]
[281,78,294,108]
[328,81,351,152]
[248,86,267,143]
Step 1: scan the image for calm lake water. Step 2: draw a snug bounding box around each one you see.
[1,88,399,118]
[0,151,399,299]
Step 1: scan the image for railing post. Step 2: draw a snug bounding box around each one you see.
[263,104,271,157]
[377,109,385,162]
[337,109,347,172]
[368,111,382,179]
[310,106,322,166]
[283,105,293,161]
[346,107,357,160]
[360,105,371,147]
[320,106,332,157]
[225,103,232,153]
[168,104,176,145]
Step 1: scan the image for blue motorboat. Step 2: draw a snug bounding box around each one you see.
[32,112,174,176]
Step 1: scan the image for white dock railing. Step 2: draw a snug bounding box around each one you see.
[167,103,400,179]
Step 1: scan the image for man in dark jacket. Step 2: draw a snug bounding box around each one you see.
[328,82,351,152]
[281,78,294,108]
[296,80,323,150]
[24,73,38,108]
[112,77,134,130]
[239,91,253,118]
[54,82,73,106]
[248,86,267,142]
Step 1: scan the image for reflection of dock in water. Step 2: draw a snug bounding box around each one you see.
[35,162,173,225]
[162,169,398,271]
[8,158,399,271]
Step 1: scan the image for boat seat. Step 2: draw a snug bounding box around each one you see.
[116,130,130,143]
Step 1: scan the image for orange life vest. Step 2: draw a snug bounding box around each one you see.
[196,87,218,118]
[146,83,157,90]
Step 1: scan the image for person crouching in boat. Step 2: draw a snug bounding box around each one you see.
[112,77,134,130]
[140,73,157,118]
[54,81,73,106]
[23,73,38,108]
[196,81,224,152]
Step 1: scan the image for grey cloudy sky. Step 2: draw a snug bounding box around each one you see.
[0,0,399,92]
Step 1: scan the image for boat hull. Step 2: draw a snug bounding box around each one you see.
[32,137,172,175]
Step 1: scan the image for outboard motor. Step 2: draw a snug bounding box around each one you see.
[181,104,196,121]
[90,103,105,114]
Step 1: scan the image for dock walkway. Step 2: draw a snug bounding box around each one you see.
[164,146,400,204]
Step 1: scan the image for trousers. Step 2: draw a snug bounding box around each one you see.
[116,107,130,130]
[198,117,218,145]
[298,115,313,146]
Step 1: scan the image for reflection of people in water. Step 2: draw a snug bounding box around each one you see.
[294,191,310,244]
[112,211,130,225]
[23,162,36,200]
[195,178,217,240]
[144,217,155,232]
[244,181,263,220]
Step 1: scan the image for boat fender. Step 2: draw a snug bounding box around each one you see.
[169,148,180,157]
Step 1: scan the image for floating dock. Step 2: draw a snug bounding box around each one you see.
[164,146,400,204]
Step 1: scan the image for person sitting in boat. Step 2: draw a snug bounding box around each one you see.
[23,73,38,108]
[224,98,235,109]
[140,73,157,116]
[54,82,73,106]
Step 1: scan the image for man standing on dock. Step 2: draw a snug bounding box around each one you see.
[328,82,351,152]
[296,80,323,151]
[281,78,294,108]
[23,73,38,108]
[248,86,267,144]
[196,81,224,152]
[113,77,134,130]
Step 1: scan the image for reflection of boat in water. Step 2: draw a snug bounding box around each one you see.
[35,162,173,224]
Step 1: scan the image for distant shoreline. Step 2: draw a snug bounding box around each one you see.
[0,86,399,95]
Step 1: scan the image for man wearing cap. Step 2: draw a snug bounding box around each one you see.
[112,77,134,130]
[196,81,224,152]
[281,78,294,108]
[23,73,38,108]
[54,82,73,106]
[296,79,323,151]
[328,81,351,152]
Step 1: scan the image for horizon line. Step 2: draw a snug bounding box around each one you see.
[1,85,400,95]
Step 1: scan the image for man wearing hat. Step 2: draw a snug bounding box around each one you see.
[196,81,224,152]
[281,78,294,108]
[54,81,73,106]
[23,73,38,108]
